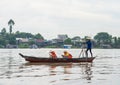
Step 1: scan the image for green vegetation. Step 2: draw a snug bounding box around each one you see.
[0,19,120,48]
[64,38,72,44]
[94,32,120,48]
[0,27,44,48]
[8,19,15,34]
[18,43,29,48]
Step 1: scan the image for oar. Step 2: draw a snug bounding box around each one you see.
[79,49,83,58]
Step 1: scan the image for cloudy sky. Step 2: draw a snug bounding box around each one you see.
[0,0,120,39]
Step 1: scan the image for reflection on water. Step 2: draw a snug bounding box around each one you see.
[0,49,120,85]
[22,62,93,81]
[21,62,93,84]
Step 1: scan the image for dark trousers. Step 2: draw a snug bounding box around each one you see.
[86,48,93,57]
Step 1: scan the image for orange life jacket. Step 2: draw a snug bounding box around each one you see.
[68,54,72,59]
[50,51,57,58]
[64,52,72,59]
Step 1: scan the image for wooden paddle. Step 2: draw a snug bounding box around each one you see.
[79,48,84,58]
[79,43,86,58]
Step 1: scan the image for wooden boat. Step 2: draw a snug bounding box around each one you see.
[19,53,95,63]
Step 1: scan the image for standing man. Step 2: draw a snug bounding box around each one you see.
[85,37,93,57]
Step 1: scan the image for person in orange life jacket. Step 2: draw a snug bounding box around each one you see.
[49,50,57,59]
[62,51,72,59]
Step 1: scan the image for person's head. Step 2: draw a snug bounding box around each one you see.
[64,51,68,54]
[86,39,91,42]
[86,36,91,42]
[50,50,54,53]
[86,36,91,40]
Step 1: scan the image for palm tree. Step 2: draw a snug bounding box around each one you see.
[8,19,15,34]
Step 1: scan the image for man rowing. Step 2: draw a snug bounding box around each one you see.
[85,37,93,57]
[62,51,72,59]
[49,50,57,59]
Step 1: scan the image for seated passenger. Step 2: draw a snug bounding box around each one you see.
[62,51,72,59]
[49,50,57,59]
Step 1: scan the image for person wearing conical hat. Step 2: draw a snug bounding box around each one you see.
[49,50,57,59]
[62,51,72,59]
[85,37,93,57]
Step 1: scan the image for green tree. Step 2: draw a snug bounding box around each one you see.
[64,38,72,44]
[0,35,6,47]
[1,28,6,36]
[7,34,16,45]
[34,33,44,39]
[15,32,33,38]
[94,32,112,47]
[8,19,15,34]
[18,43,29,48]
[112,37,117,48]
[117,37,120,48]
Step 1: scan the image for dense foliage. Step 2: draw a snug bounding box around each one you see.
[94,32,120,48]
[0,28,44,48]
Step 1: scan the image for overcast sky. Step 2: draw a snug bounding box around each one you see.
[0,0,120,39]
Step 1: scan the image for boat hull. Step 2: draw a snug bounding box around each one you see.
[19,53,95,63]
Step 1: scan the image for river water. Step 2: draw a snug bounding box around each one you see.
[0,48,120,85]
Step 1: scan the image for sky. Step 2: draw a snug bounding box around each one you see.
[0,0,120,39]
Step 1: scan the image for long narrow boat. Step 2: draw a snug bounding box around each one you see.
[19,53,95,63]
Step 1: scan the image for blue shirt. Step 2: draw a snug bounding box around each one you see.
[86,40,92,49]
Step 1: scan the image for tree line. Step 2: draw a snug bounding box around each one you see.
[0,28,120,48]
[94,32,120,48]
[0,28,44,48]
[0,19,120,48]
